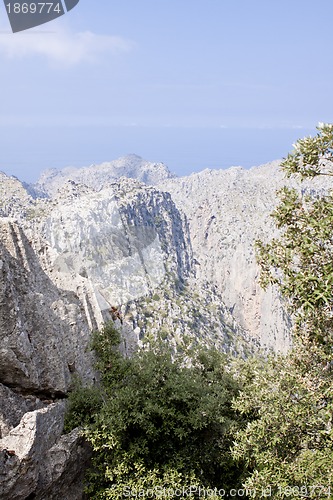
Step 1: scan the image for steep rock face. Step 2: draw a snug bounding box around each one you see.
[160,162,288,351]
[160,160,333,352]
[0,214,95,499]
[33,154,175,197]
[3,171,237,498]
[23,178,245,353]
[11,178,193,336]
[0,218,95,394]
[40,178,191,308]
[0,402,89,500]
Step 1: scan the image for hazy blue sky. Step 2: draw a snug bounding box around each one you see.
[0,0,332,182]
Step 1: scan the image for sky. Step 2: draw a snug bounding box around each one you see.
[0,0,333,183]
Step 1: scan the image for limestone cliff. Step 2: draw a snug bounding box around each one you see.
[0,165,247,498]
[0,216,94,499]
[159,160,333,352]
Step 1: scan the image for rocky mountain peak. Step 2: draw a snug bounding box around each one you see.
[33,155,176,198]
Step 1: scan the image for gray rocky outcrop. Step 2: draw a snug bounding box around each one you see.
[0,403,65,499]
[0,401,89,500]
[159,160,333,352]
[0,214,95,498]
[0,218,95,394]
[0,384,30,439]
[34,428,91,500]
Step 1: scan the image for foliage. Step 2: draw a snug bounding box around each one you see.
[64,378,104,433]
[67,322,247,498]
[281,122,333,179]
[92,460,203,500]
[65,124,333,498]
[232,343,333,498]
[232,124,333,498]
[256,123,333,347]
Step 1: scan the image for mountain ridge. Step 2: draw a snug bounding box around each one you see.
[2,153,331,498]
[32,154,176,197]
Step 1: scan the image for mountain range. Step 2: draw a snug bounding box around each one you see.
[0,153,331,498]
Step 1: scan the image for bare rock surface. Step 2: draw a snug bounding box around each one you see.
[0,384,29,439]
[0,401,90,500]
[0,218,95,394]
[0,402,65,499]
[35,428,92,500]
[159,160,333,351]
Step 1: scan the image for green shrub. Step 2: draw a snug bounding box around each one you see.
[66,322,247,498]
[64,381,103,433]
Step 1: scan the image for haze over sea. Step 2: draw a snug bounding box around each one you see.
[1,125,314,183]
[1,1,332,182]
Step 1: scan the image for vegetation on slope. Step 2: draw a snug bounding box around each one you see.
[65,322,248,498]
[232,123,333,497]
[66,124,333,499]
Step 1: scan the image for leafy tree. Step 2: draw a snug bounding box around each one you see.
[232,344,333,498]
[66,322,247,499]
[256,122,333,347]
[281,122,333,179]
[232,124,333,498]
[64,381,103,433]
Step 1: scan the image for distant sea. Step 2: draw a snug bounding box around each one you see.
[0,125,314,183]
